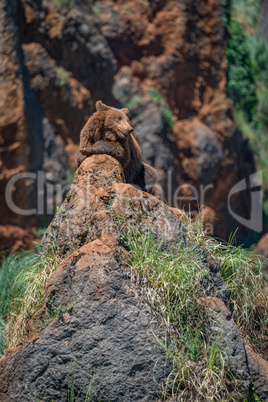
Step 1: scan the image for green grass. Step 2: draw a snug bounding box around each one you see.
[148,88,175,128]
[0,250,37,355]
[67,360,101,402]
[119,211,268,399]
[121,224,236,400]
[0,241,63,355]
[29,360,101,402]
[183,213,268,350]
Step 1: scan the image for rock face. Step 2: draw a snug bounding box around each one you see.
[0,0,263,245]
[22,42,93,144]
[0,0,68,228]
[246,344,268,402]
[0,155,267,400]
[17,0,116,105]
[105,0,259,244]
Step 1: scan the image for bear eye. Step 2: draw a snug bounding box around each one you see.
[118,117,122,121]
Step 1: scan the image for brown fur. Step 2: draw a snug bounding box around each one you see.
[76,101,157,193]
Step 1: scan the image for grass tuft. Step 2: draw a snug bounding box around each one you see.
[182,212,268,354]
[0,250,37,355]
[0,241,64,355]
[122,224,236,400]
[120,210,268,398]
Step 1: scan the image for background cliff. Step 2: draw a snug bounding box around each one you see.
[1,0,267,248]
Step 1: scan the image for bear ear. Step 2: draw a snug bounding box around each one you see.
[121,107,129,115]
[96,101,109,111]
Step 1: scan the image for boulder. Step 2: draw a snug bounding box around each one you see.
[0,240,170,401]
[0,155,260,400]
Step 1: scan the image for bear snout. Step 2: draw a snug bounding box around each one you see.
[129,127,134,134]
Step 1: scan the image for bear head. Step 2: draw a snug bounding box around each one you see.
[95,100,133,140]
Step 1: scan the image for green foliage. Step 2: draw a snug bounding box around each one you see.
[252,386,263,402]
[148,88,175,128]
[92,2,101,16]
[232,0,260,29]
[51,0,73,9]
[55,66,72,87]
[124,226,235,399]
[123,5,134,14]
[226,18,258,120]
[34,226,47,239]
[47,301,73,321]
[67,169,75,185]
[234,110,268,189]
[122,95,143,111]
[225,2,268,220]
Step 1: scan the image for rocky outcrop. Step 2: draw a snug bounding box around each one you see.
[41,154,185,254]
[0,240,169,401]
[0,0,68,228]
[0,155,267,400]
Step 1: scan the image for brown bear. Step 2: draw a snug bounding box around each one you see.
[76,101,157,193]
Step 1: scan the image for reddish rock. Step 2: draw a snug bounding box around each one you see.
[22,42,93,144]
[41,154,186,254]
[0,0,68,229]
[254,233,268,263]
[65,139,79,172]
[108,0,259,244]
[0,225,35,252]
[17,0,116,104]
[246,344,268,402]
